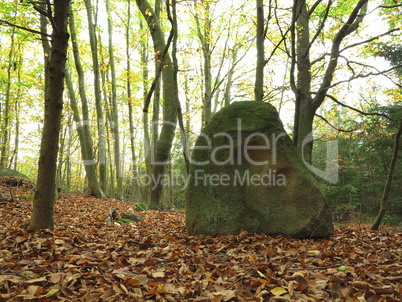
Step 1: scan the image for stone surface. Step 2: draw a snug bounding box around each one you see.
[185,101,333,238]
[0,167,31,181]
[121,212,144,223]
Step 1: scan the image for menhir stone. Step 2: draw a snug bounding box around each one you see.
[185,101,333,238]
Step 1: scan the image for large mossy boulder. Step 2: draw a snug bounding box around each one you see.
[185,101,333,238]
[0,167,31,181]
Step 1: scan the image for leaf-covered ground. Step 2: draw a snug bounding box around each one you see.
[0,177,401,301]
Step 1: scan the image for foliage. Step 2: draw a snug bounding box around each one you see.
[133,202,148,211]
[0,181,401,300]
[314,99,402,221]
[116,217,134,224]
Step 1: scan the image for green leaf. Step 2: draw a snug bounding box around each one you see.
[41,289,59,298]
[337,265,347,272]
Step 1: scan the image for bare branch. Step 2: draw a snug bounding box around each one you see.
[307,0,332,53]
[315,113,358,132]
[308,0,324,16]
[377,4,402,9]
[327,64,402,90]
[322,93,393,120]
[0,19,51,37]
[311,27,402,67]
[340,28,402,53]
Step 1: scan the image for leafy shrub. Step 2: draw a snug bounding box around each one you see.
[381,214,401,226]
[133,203,148,211]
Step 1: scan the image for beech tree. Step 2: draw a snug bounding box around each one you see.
[67,7,105,199]
[84,0,107,193]
[29,0,71,229]
[288,0,401,163]
[136,0,179,209]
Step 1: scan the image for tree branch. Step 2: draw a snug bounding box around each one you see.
[140,3,174,113]
[327,64,402,90]
[0,19,52,38]
[307,0,332,54]
[321,93,393,120]
[340,28,402,53]
[307,0,324,16]
[315,113,358,132]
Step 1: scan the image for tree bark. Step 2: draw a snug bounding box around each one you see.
[106,0,123,200]
[84,0,107,193]
[136,0,178,210]
[126,0,142,203]
[67,9,105,199]
[139,19,151,205]
[254,0,264,102]
[30,0,71,230]
[291,0,368,163]
[194,2,212,126]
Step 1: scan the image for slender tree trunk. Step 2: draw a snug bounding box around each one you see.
[12,53,22,170]
[84,0,107,193]
[1,5,17,167]
[152,0,161,169]
[66,118,72,192]
[68,9,105,198]
[56,124,67,189]
[194,2,212,126]
[126,0,142,203]
[137,0,178,209]
[371,118,402,230]
[65,69,105,198]
[105,0,122,200]
[140,20,151,205]
[254,0,264,102]
[30,0,71,230]
[13,97,20,170]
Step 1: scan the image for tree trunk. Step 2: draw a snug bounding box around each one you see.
[291,0,368,164]
[65,69,105,199]
[84,0,107,193]
[152,0,161,170]
[136,0,178,210]
[126,0,142,203]
[140,19,151,205]
[30,0,70,230]
[254,0,264,102]
[68,10,105,199]
[194,2,212,126]
[371,118,402,230]
[106,0,123,200]
[1,26,15,167]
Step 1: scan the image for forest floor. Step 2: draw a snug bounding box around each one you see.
[0,177,401,302]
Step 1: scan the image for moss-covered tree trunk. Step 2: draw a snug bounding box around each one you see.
[30,0,70,230]
[136,0,178,210]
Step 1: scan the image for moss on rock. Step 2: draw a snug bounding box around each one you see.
[185,101,333,238]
